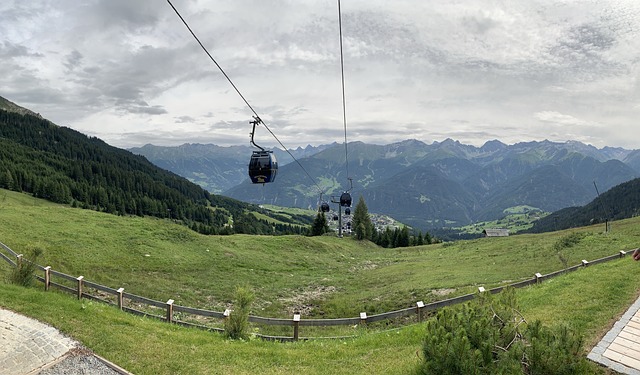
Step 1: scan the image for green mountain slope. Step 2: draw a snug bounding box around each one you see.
[528,177,640,233]
[224,140,638,230]
[0,107,309,235]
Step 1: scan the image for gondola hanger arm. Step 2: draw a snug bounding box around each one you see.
[249,116,265,151]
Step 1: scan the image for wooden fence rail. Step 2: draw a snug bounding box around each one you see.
[0,240,635,341]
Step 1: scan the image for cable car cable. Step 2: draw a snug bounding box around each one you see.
[166,0,324,194]
[337,0,351,188]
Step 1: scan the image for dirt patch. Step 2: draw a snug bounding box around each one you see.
[349,260,378,272]
[431,288,456,296]
[279,285,337,316]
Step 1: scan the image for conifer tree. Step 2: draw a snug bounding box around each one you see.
[352,195,373,240]
[310,212,329,236]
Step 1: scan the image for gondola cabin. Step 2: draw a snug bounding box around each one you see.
[340,192,352,207]
[248,150,278,184]
[345,208,351,215]
[320,202,330,212]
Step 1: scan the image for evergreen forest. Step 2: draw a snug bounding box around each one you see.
[0,110,310,235]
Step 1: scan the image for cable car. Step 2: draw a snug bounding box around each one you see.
[319,202,330,212]
[248,116,277,184]
[249,150,277,184]
[340,191,352,207]
[332,215,339,221]
[345,207,351,215]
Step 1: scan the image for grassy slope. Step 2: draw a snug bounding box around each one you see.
[1,259,639,374]
[1,188,639,318]
[2,188,640,373]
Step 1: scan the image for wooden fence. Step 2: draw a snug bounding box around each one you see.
[0,241,633,341]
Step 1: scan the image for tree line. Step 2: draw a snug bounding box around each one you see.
[0,110,308,235]
[310,195,437,247]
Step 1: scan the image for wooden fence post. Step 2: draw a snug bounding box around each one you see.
[166,299,174,323]
[76,276,84,300]
[478,286,486,293]
[117,288,124,310]
[16,254,23,267]
[620,250,627,258]
[582,259,589,267]
[535,273,543,284]
[359,312,367,326]
[293,313,301,341]
[44,266,51,291]
[416,301,425,322]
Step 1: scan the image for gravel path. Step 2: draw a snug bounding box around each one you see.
[37,349,122,375]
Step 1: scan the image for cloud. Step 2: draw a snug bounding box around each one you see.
[1,0,640,150]
[534,111,590,127]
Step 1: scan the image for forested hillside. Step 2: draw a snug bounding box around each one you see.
[0,109,310,235]
[526,177,640,233]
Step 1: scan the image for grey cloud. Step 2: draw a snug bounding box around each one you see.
[64,50,83,71]
[3,1,640,150]
[175,116,196,123]
[0,41,42,58]
[118,101,167,116]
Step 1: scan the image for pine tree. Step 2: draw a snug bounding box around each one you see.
[352,195,373,241]
[310,212,329,236]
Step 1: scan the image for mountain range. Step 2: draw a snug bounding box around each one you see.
[4,93,638,234]
[132,139,640,231]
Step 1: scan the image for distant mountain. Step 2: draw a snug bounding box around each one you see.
[0,96,310,235]
[527,177,640,233]
[129,143,335,194]
[223,139,639,231]
[128,136,640,232]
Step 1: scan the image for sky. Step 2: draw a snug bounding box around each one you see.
[2,0,640,150]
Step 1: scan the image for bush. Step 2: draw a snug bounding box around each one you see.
[9,247,43,287]
[419,288,590,374]
[224,286,255,340]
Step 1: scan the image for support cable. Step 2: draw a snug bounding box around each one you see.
[337,0,351,185]
[166,0,324,195]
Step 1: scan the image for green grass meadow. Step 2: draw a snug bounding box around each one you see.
[1,188,640,373]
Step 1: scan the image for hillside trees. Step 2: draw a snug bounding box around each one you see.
[349,196,437,247]
[0,110,306,235]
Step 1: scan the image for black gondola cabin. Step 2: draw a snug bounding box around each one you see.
[340,192,352,207]
[249,150,277,184]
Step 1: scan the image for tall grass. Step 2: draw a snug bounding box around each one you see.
[8,247,42,286]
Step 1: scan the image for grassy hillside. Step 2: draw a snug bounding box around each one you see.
[1,187,639,318]
[2,188,640,373]
[0,109,309,236]
[1,254,639,374]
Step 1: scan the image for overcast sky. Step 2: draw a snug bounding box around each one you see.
[2,0,640,150]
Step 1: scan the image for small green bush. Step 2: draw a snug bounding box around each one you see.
[9,247,43,287]
[553,232,586,252]
[224,285,255,340]
[419,288,591,374]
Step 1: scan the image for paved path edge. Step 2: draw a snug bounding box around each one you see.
[588,295,640,375]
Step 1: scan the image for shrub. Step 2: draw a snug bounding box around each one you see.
[419,288,590,374]
[9,247,43,287]
[224,285,255,340]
